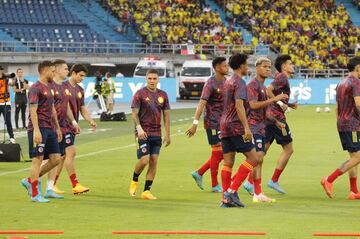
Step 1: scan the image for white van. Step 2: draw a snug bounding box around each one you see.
[178,60,213,99]
[133,57,174,78]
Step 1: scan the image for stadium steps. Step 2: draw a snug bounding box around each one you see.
[336,0,360,26]
[0,28,28,52]
[206,0,253,44]
[62,0,137,43]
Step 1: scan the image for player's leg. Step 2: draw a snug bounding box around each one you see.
[53,155,65,194]
[253,151,275,203]
[209,143,223,192]
[21,102,27,128]
[141,154,159,200]
[322,151,360,198]
[43,153,63,199]
[15,103,20,129]
[268,123,293,194]
[348,165,360,199]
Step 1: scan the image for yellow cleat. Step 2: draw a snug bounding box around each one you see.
[72,183,89,195]
[141,190,157,200]
[129,180,138,197]
[53,185,64,195]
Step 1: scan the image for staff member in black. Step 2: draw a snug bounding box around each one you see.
[0,66,15,143]
[13,68,29,130]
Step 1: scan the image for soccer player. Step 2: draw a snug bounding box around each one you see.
[321,56,360,200]
[54,64,96,194]
[20,61,62,202]
[186,57,228,193]
[244,57,288,202]
[265,55,297,194]
[219,53,260,208]
[42,59,80,198]
[129,69,171,200]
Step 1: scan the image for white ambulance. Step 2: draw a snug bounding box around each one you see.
[133,57,174,78]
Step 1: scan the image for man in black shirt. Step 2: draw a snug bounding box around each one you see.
[13,68,29,129]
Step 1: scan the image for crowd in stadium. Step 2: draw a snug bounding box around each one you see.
[106,0,359,70]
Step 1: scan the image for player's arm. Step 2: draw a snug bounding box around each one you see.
[249,93,288,110]
[132,108,147,140]
[163,109,171,147]
[80,105,96,130]
[51,105,62,142]
[235,99,252,142]
[354,96,360,112]
[13,84,23,93]
[67,103,81,134]
[266,84,288,111]
[29,104,42,144]
[185,99,207,137]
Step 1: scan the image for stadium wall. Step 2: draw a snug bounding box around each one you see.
[8,77,341,105]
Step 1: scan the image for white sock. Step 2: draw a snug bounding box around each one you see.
[47,180,54,191]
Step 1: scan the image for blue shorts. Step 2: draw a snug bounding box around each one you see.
[206,128,221,145]
[44,132,75,160]
[137,136,162,159]
[339,131,360,153]
[265,122,293,145]
[254,134,266,153]
[28,128,60,159]
[221,135,254,154]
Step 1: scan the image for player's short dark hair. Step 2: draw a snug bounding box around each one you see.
[275,55,292,73]
[16,68,23,72]
[53,59,67,66]
[347,56,360,72]
[212,57,226,69]
[146,69,159,76]
[229,53,248,70]
[38,61,54,73]
[70,64,88,75]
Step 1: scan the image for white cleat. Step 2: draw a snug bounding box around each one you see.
[253,193,276,203]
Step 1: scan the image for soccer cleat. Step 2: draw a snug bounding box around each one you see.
[44,189,64,199]
[53,185,64,194]
[37,180,43,197]
[72,183,89,195]
[348,192,360,200]
[21,178,31,197]
[320,177,333,198]
[219,201,237,208]
[223,191,245,207]
[267,180,286,194]
[243,180,254,195]
[191,171,204,190]
[141,190,157,200]
[31,194,50,203]
[211,185,222,193]
[129,180,138,197]
[253,193,276,203]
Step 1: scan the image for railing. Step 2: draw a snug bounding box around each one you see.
[297,68,348,78]
[0,40,270,55]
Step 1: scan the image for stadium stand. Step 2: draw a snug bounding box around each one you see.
[0,0,109,52]
[105,0,245,46]
[215,0,360,69]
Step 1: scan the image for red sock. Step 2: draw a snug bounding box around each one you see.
[247,170,254,184]
[210,148,223,187]
[229,160,256,192]
[27,177,31,184]
[69,173,79,187]
[350,177,358,193]
[254,178,262,195]
[54,175,60,185]
[221,164,232,193]
[327,168,343,183]
[31,179,38,197]
[197,159,210,176]
[271,168,283,182]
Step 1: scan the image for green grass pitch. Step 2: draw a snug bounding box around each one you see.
[0,106,359,239]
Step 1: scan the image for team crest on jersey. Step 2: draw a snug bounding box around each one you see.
[44,91,48,95]
[77,92,82,98]
[145,97,150,101]
[65,89,71,96]
[158,97,164,104]
[217,88,221,92]
[55,91,59,95]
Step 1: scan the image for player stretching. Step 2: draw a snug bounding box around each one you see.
[129,69,171,200]
[321,56,360,200]
[265,55,297,194]
[186,57,228,193]
[244,57,288,202]
[219,53,260,208]
[55,64,96,194]
[21,61,62,202]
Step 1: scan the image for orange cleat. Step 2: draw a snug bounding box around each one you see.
[321,177,333,198]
